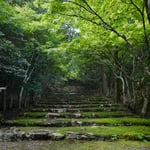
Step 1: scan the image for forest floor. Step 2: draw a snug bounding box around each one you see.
[0,95,150,150]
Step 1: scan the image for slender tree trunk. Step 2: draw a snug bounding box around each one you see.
[19,86,24,109]
[18,50,36,109]
[18,64,35,109]
[118,76,127,104]
[141,89,149,116]
[3,90,6,111]
[141,97,148,116]
[132,56,136,106]
[145,0,150,23]
[125,78,132,110]
[115,78,121,103]
[114,50,122,103]
[125,78,132,104]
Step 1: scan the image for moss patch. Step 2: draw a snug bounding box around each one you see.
[20,126,150,141]
[73,117,150,126]
[5,117,150,126]
[5,118,45,126]
[82,111,134,118]
[24,112,48,118]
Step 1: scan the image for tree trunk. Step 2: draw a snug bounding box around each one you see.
[19,86,24,109]
[114,50,122,103]
[18,50,36,109]
[145,0,150,23]
[125,78,132,103]
[141,96,148,116]
[132,55,136,107]
[115,77,121,103]
[3,90,6,111]
[118,76,127,104]
[141,89,149,116]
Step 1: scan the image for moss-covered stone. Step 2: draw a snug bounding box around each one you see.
[19,126,150,141]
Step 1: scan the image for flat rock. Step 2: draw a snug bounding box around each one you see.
[51,133,65,140]
[45,113,60,118]
[50,108,67,113]
[66,132,79,139]
[26,130,53,140]
[66,131,98,140]
[72,113,82,118]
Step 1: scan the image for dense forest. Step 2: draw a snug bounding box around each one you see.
[0,0,150,116]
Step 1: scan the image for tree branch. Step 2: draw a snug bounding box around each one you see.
[66,0,132,47]
[58,12,102,26]
[130,0,143,15]
[67,0,94,14]
[145,0,150,23]
[129,0,149,49]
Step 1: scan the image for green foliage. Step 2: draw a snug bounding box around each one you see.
[0,0,149,113]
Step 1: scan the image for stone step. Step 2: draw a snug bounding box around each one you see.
[38,97,110,104]
[37,100,110,105]
[3,117,150,127]
[34,103,118,109]
[46,111,134,119]
[23,111,134,119]
[47,95,107,99]
[1,125,150,142]
[31,106,127,113]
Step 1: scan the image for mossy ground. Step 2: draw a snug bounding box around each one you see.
[19,125,150,141]
[9,117,150,126]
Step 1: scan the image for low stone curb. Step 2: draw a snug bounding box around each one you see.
[0,128,149,142]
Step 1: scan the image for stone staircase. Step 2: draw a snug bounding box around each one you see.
[1,95,150,141]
